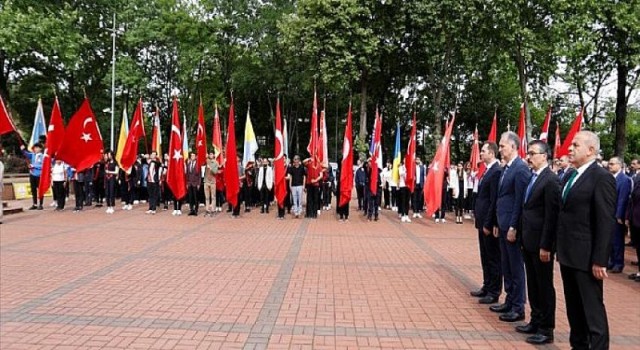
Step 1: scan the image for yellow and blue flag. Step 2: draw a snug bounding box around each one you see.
[243,106,259,166]
[115,107,129,165]
[392,123,401,184]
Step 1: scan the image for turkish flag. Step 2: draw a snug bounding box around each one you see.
[369,109,382,195]
[339,103,354,207]
[224,97,240,208]
[120,99,146,172]
[38,97,66,198]
[306,91,318,162]
[424,113,456,217]
[151,107,162,155]
[404,112,417,194]
[488,112,497,142]
[196,102,207,167]
[212,104,223,164]
[274,98,286,208]
[539,105,552,142]
[0,96,18,136]
[56,98,103,171]
[469,125,480,172]
[517,103,527,158]
[554,121,561,158]
[556,108,583,158]
[166,97,187,200]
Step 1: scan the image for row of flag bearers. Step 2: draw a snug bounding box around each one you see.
[2,92,587,220]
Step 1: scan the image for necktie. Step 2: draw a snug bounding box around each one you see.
[499,165,509,188]
[562,171,578,202]
[524,173,537,203]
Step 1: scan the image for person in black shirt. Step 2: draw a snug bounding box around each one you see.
[287,156,306,218]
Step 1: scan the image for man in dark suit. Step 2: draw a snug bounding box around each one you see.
[557,131,616,349]
[516,140,560,344]
[490,131,530,322]
[607,157,632,273]
[556,155,570,180]
[470,141,502,304]
[186,152,201,216]
[628,158,640,281]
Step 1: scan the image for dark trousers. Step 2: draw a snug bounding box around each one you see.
[338,203,349,219]
[243,185,253,209]
[367,193,379,219]
[105,178,116,207]
[232,194,241,216]
[216,189,225,208]
[148,182,159,211]
[397,187,409,216]
[306,185,318,218]
[477,229,502,297]
[631,225,640,272]
[609,223,626,268]
[390,186,397,208]
[53,181,65,209]
[560,265,609,350]
[383,186,390,208]
[188,185,199,213]
[74,181,84,210]
[411,185,424,212]
[322,182,331,207]
[84,180,93,205]
[356,184,364,210]
[523,250,556,333]
[29,175,40,205]
[95,178,105,203]
[455,196,465,217]
[260,187,270,212]
[499,230,526,314]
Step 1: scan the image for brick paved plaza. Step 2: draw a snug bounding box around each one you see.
[1,203,639,349]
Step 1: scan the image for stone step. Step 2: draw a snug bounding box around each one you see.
[2,202,23,215]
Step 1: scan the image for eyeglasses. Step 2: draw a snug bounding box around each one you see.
[527,151,544,156]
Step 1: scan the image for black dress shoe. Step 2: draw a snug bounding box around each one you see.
[478,296,498,304]
[499,311,525,322]
[490,303,511,313]
[526,333,554,345]
[470,289,487,298]
[515,323,538,334]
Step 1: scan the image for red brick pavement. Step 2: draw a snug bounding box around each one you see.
[1,200,639,349]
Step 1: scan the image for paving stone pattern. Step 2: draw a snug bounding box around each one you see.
[1,203,639,349]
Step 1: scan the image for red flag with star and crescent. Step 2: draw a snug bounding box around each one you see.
[0,96,19,136]
[38,97,66,198]
[405,112,417,194]
[224,96,240,208]
[553,121,562,158]
[424,113,456,217]
[56,98,103,171]
[556,108,583,158]
[196,101,207,167]
[120,99,146,172]
[539,105,552,142]
[274,98,286,208]
[212,104,223,164]
[339,103,354,207]
[517,103,527,158]
[167,97,187,200]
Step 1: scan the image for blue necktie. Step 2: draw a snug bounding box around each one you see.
[524,173,538,203]
[499,165,509,188]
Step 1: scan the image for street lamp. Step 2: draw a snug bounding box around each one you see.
[105,13,122,151]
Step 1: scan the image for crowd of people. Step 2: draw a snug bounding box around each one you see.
[469,130,639,348]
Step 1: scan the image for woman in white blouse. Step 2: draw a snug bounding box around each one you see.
[51,159,68,210]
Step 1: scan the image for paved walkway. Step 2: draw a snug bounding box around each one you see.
[1,201,639,349]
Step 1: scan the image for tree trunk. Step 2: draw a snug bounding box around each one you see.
[359,69,368,139]
[514,39,532,141]
[614,60,627,158]
[0,50,8,104]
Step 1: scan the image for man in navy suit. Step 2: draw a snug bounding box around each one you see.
[490,131,530,322]
[607,156,632,273]
[470,141,502,304]
[516,140,561,344]
[557,131,615,349]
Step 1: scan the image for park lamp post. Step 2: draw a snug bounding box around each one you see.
[105,13,122,151]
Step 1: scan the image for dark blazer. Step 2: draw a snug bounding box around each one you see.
[521,167,561,253]
[629,174,640,227]
[556,162,616,271]
[614,172,632,221]
[186,160,200,187]
[475,162,502,231]
[496,157,531,232]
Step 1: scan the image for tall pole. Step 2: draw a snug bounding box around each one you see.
[110,13,116,151]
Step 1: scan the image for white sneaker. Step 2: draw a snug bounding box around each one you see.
[405,216,412,223]
[133,200,140,204]
[441,218,446,223]
[176,210,182,216]
[435,218,440,223]
[146,210,152,214]
[417,213,423,218]
[463,214,471,219]
[412,213,417,218]
[50,202,57,207]
[171,210,177,216]
[150,210,156,215]
[400,216,406,222]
